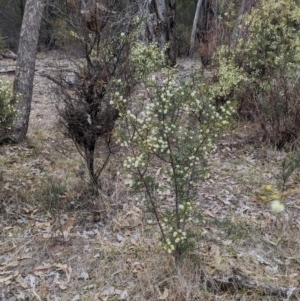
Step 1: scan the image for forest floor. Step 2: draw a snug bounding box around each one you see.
[1,54,300,301]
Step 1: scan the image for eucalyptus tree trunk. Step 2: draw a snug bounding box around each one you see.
[189,0,204,58]
[137,0,178,65]
[12,0,46,142]
[166,0,177,66]
[154,0,168,47]
[138,0,157,43]
[230,0,246,46]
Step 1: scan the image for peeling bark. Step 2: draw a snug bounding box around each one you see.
[154,0,168,47]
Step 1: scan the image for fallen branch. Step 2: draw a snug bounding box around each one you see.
[38,71,69,88]
[0,246,17,255]
[3,49,17,60]
[214,275,300,298]
[38,71,73,101]
[0,69,15,74]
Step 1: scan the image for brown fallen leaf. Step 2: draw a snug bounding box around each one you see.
[204,210,214,217]
[130,238,139,246]
[66,266,72,283]
[19,255,33,260]
[132,205,142,212]
[0,270,19,283]
[0,246,17,255]
[29,288,42,301]
[290,273,298,278]
[0,261,19,270]
[159,288,169,300]
[156,286,169,300]
[57,282,68,290]
[34,271,45,278]
[42,233,52,239]
[0,274,14,283]
[35,222,51,230]
[54,263,68,271]
[62,217,75,240]
[34,265,52,271]
[16,276,28,289]
[22,207,30,214]
[3,227,13,231]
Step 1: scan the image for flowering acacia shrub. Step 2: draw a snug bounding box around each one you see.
[218,0,300,148]
[114,43,235,259]
[129,42,166,80]
[237,0,300,76]
[0,80,18,142]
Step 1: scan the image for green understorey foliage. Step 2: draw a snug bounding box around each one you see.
[0,80,18,142]
[216,0,300,149]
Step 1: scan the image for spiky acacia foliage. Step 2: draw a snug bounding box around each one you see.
[115,42,235,260]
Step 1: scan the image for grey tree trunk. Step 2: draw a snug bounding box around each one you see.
[231,0,251,46]
[137,0,178,65]
[189,0,204,58]
[12,0,46,142]
[154,0,168,47]
[138,0,157,43]
[166,0,177,66]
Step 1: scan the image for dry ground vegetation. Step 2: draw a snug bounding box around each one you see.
[1,53,300,301]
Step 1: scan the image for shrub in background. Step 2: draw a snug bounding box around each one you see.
[51,1,139,190]
[0,80,18,143]
[177,23,190,56]
[217,0,300,148]
[51,18,83,54]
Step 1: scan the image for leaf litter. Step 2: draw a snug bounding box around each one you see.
[1,56,300,300]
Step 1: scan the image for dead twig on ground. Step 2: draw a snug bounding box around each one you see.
[214,275,300,298]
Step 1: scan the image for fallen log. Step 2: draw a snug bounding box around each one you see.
[0,69,15,74]
[3,49,17,60]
